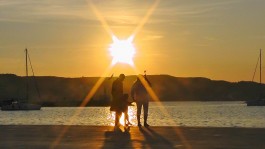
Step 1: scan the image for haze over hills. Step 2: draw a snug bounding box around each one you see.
[0,74,264,107]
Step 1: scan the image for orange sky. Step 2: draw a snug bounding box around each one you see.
[0,0,265,82]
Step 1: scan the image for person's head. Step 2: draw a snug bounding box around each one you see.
[119,74,125,81]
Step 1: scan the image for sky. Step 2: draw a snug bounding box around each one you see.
[0,0,265,82]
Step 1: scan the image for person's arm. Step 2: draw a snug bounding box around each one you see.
[145,76,152,87]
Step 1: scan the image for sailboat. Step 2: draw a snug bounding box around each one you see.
[246,49,265,106]
[1,49,41,110]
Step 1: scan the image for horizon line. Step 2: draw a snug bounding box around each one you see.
[0,73,257,83]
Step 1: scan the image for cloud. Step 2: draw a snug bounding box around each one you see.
[0,0,249,24]
[0,0,94,23]
[142,35,164,41]
[147,0,244,24]
[0,0,158,30]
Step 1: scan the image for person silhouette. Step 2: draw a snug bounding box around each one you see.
[131,74,151,127]
[110,74,125,127]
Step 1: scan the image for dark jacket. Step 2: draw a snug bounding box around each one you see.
[110,78,124,112]
[131,77,151,101]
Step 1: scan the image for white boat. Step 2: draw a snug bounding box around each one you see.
[1,49,41,111]
[246,49,265,106]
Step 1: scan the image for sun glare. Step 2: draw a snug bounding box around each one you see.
[109,35,136,66]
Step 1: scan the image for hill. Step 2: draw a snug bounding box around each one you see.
[0,74,264,106]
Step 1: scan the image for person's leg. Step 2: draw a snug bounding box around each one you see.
[143,101,149,127]
[125,110,132,126]
[115,111,121,126]
[124,112,126,125]
[136,101,142,126]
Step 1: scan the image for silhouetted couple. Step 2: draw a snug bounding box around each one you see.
[110,73,151,127]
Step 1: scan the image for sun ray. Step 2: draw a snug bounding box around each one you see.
[132,0,160,37]
[132,66,192,149]
[50,64,114,149]
[86,0,113,36]
[81,65,113,107]
[127,34,135,43]
[87,0,160,43]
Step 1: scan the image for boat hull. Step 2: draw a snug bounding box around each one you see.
[246,99,265,106]
[1,103,41,111]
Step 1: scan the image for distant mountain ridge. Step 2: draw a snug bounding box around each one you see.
[0,74,264,106]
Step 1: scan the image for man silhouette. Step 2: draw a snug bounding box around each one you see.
[131,74,151,127]
[110,74,125,126]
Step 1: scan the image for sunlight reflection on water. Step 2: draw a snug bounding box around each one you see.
[1,102,265,128]
[107,106,137,126]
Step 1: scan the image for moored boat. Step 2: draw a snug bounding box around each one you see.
[1,49,41,111]
[246,49,265,106]
[1,100,41,111]
[246,99,265,106]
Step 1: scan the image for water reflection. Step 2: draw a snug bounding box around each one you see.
[1,102,265,128]
[108,106,137,126]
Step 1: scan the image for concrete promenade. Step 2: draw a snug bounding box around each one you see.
[0,125,265,149]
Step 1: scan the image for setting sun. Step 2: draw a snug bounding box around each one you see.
[109,35,136,66]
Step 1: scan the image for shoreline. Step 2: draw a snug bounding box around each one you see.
[1,125,265,149]
[1,124,265,129]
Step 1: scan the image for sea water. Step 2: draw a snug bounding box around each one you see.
[1,101,265,128]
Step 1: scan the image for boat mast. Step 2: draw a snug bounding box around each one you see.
[250,49,263,100]
[259,49,261,84]
[25,48,29,101]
